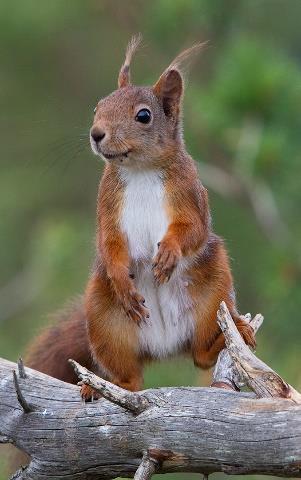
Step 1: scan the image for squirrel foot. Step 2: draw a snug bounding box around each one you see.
[236,318,257,349]
[80,384,102,402]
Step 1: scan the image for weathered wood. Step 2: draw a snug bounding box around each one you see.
[212,312,263,391]
[211,348,240,391]
[10,467,26,480]
[69,359,151,415]
[217,301,301,403]
[0,434,12,444]
[17,358,26,380]
[1,357,301,479]
[134,452,158,479]
[12,370,33,413]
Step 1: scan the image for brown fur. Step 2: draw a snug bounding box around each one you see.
[85,37,255,398]
[25,300,94,381]
[22,38,255,404]
[11,38,255,469]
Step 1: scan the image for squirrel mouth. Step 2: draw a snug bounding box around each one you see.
[101,150,131,160]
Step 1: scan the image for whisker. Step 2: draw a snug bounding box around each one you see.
[31,139,90,177]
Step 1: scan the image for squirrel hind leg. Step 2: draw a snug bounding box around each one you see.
[85,275,144,397]
[192,332,225,370]
[233,314,256,349]
[192,303,256,370]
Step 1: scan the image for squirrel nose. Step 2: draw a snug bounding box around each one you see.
[91,128,105,143]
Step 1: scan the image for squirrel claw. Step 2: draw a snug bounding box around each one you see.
[80,384,101,402]
[152,240,181,285]
[124,291,150,325]
[115,279,149,325]
[235,318,257,349]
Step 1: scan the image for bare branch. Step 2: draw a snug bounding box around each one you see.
[249,312,264,332]
[217,301,301,403]
[69,359,151,414]
[134,452,159,480]
[10,467,27,480]
[211,348,240,391]
[212,311,264,391]
[1,357,300,478]
[17,358,26,379]
[12,371,33,413]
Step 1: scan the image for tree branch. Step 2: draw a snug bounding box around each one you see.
[12,371,34,413]
[1,303,300,479]
[134,452,159,480]
[69,359,151,415]
[17,358,26,379]
[217,301,301,403]
[212,311,263,391]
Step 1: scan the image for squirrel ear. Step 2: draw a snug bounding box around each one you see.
[153,69,183,118]
[153,42,206,118]
[118,34,142,88]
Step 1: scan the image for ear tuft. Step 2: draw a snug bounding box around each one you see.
[118,33,142,88]
[166,41,207,73]
[153,41,207,118]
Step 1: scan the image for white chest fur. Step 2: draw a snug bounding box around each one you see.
[120,169,168,260]
[119,168,194,358]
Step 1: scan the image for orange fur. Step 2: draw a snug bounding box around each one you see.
[85,38,256,398]
[85,273,143,394]
[25,301,97,382]
[23,38,255,406]
[96,165,149,323]
[188,234,254,368]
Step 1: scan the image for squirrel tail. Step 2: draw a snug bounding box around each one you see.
[8,300,93,475]
[25,298,93,381]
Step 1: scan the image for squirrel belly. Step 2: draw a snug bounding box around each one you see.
[120,168,195,358]
[135,264,195,358]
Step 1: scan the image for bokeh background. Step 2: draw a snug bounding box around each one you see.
[0,0,300,478]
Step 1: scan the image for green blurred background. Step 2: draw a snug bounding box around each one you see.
[0,0,300,478]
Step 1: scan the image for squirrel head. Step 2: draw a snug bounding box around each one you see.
[90,35,204,168]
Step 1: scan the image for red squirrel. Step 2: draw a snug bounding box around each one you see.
[27,37,255,400]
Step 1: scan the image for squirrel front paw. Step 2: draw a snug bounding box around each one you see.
[152,239,181,285]
[112,273,150,325]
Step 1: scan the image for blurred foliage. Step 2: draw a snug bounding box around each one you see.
[0,0,301,478]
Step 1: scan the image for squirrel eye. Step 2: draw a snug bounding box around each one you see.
[135,108,151,124]
[93,107,97,114]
